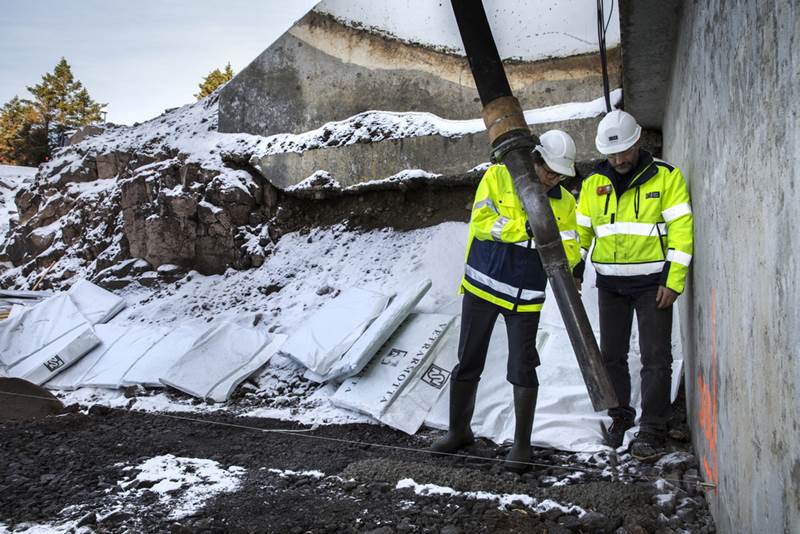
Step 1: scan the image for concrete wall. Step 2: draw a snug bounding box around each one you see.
[618,0,682,129]
[661,1,799,532]
[219,9,621,137]
[256,116,605,190]
[316,0,620,60]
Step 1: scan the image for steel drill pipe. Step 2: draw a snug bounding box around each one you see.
[450,0,618,411]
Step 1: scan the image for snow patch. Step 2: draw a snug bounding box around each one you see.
[267,468,325,479]
[0,521,90,534]
[119,454,245,519]
[395,478,585,516]
[0,164,37,237]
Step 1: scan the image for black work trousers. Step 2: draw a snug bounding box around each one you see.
[599,287,673,434]
[452,291,540,388]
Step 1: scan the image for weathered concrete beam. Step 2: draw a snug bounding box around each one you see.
[254,116,607,191]
[220,11,620,137]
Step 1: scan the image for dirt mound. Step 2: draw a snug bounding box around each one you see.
[0,378,63,421]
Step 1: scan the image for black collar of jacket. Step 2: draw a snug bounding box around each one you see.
[547,185,563,199]
[595,150,657,190]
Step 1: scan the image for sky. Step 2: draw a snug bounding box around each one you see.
[0,0,319,125]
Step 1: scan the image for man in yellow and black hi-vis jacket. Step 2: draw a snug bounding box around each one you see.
[577,110,693,460]
[431,130,583,473]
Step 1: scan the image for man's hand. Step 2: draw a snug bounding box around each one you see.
[656,286,679,309]
[574,278,582,292]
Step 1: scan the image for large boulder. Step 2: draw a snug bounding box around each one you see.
[0,378,64,421]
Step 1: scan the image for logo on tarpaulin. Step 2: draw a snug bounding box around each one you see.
[43,355,65,372]
[381,348,407,367]
[421,364,450,389]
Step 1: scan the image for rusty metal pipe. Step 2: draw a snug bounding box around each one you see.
[450,0,617,411]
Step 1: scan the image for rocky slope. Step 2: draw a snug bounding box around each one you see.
[0,90,500,290]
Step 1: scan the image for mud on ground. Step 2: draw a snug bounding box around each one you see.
[1,396,716,534]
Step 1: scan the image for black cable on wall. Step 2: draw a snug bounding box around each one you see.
[597,0,615,112]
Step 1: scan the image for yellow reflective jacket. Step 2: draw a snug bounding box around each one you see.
[460,164,582,312]
[576,151,693,294]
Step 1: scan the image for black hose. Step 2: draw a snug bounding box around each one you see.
[597,0,613,112]
[448,0,618,411]
[450,0,512,105]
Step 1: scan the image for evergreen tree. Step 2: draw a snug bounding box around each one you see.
[26,57,106,152]
[0,58,106,165]
[195,62,234,100]
[0,97,47,166]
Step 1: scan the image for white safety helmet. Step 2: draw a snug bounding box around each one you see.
[595,110,642,155]
[534,130,576,177]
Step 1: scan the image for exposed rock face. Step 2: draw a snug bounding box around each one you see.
[0,94,280,289]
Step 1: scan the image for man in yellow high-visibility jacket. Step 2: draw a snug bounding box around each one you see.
[431,130,583,472]
[576,110,693,460]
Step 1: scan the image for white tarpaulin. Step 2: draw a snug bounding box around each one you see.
[0,293,91,369]
[0,280,125,380]
[160,316,286,402]
[121,321,208,388]
[379,316,460,434]
[424,263,684,452]
[331,313,455,418]
[78,326,170,389]
[5,327,101,385]
[280,287,391,377]
[317,279,432,383]
[66,279,126,324]
[46,325,129,390]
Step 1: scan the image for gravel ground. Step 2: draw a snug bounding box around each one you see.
[0,395,716,534]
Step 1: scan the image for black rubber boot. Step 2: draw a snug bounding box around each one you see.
[504,385,538,473]
[430,380,478,453]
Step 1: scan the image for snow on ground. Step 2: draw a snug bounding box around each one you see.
[0,165,36,238]
[55,222,468,425]
[266,468,326,479]
[0,455,245,533]
[395,478,586,516]
[0,521,89,534]
[53,222,467,425]
[118,455,246,519]
[44,214,680,455]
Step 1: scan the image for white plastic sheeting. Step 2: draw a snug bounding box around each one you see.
[78,326,171,389]
[0,293,91,369]
[279,287,391,377]
[46,325,129,390]
[310,279,432,383]
[424,264,684,452]
[0,280,125,384]
[65,279,126,324]
[379,316,460,434]
[5,328,100,385]
[331,313,454,417]
[160,316,286,402]
[121,322,208,388]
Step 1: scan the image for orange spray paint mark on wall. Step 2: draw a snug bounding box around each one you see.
[697,287,718,493]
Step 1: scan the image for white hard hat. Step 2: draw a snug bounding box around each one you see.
[534,130,576,177]
[595,110,642,155]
